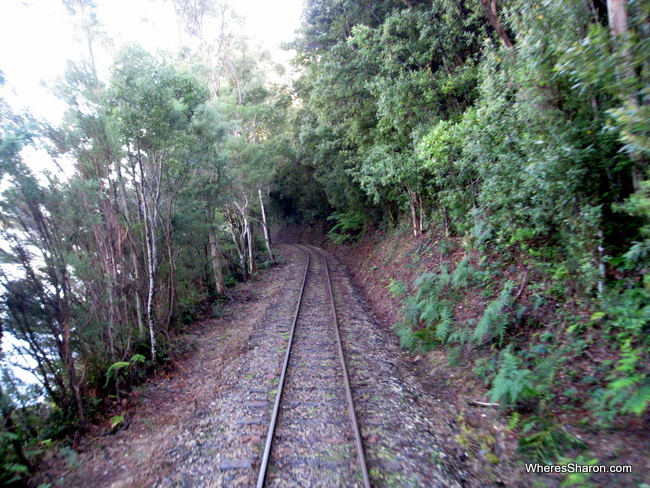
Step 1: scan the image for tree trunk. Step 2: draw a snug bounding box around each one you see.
[245,206,255,275]
[225,206,248,280]
[407,187,421,237]
[234,197,255,275]
[443,206,450,237]
[607,0,645,189]
[117,162,145,338]
[164,198,176,332]
[144,204,157,361]
[64,335,85,422]
[258,186,274,261]
[137,155,159,361]
[208,229,226,294]
[607,0,628,37]
[480,0,514,49]
[417,193,425,234]
[597,229,606,296]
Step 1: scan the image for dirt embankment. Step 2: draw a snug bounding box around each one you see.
[279,222,650,488]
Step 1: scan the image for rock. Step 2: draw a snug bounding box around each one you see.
[220,457,254,470]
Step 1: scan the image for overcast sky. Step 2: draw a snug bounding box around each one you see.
[0,0,304,122]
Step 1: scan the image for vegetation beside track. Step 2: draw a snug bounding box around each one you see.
[313,221,650,487]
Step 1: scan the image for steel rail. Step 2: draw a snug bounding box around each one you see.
[256,244,370,488]
[256,245,311,488]
[311,245,371,488]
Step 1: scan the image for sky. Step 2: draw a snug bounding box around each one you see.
[0,0,304,123]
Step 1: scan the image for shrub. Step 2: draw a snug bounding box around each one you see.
[473,281,515,345]
[327,211,367,244]
[488,346,537,408]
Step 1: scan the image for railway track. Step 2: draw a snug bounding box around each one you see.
[154,242,459,487]
[257,244,371,488]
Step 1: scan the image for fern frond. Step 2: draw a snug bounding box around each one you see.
[473,281,515,344]
[451,256,476,289]
[622,385,650,415]
[435,307,453,341]
[489,347,534,406]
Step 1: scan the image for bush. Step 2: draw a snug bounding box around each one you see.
[473,281,515,345]
[488,346,537,408]
[327,211,367,244]
[600,285,650,417]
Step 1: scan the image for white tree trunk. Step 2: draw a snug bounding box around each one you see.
[407,187,421,237]
[607,0,628,37]
[258,186,274,261]
[244,205,255,275]
[137,154,161,361]
[225,207,248,280]
[143,198,157,361]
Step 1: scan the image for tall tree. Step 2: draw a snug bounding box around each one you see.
[109,45,210,358]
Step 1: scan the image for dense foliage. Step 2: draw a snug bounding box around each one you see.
[0,1,292,481]
[275,0,650,469]
[1,0,649,481]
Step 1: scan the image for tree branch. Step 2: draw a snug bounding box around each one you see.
[481,0,514,49]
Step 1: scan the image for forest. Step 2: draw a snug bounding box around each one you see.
[0,0,648,484]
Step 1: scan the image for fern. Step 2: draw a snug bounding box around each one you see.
[447,327,470,344]
[436,307,455,342]
[622,384,650,415]
[388,279,407,297]
[413,325,437,346]
[415,267,451,295]
[597,285,650,417]
[395,261,482,351]
[393,320,416,351]
[401,296,420,328]
[622,240,650,268]
[451,256,479,289]
[109,413,126,429]
[130,353,146,364]
[488,346,536,407]
[473,281,515,344]
[106,361,129,381]
[393,296,420,351]
[327,211,366,243]
[518,418,587,463]
[105,354,147,387]
[606,374,650,415]
[507,412,520,431]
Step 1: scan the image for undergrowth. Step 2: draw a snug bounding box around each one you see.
[389,228,650,473]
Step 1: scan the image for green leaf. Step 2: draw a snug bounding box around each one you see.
[4,463,29,474]
[109,413,125,429]
[130,354,146,364]
[622,385,650,415]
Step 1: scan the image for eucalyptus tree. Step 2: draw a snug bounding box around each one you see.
[204,42,291,276]
[187,101,230,294]
[0,96,85,422]
[164,0,293,279]
[109,45,210,359]
[166,0,239,98]
[49,60,141,386]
